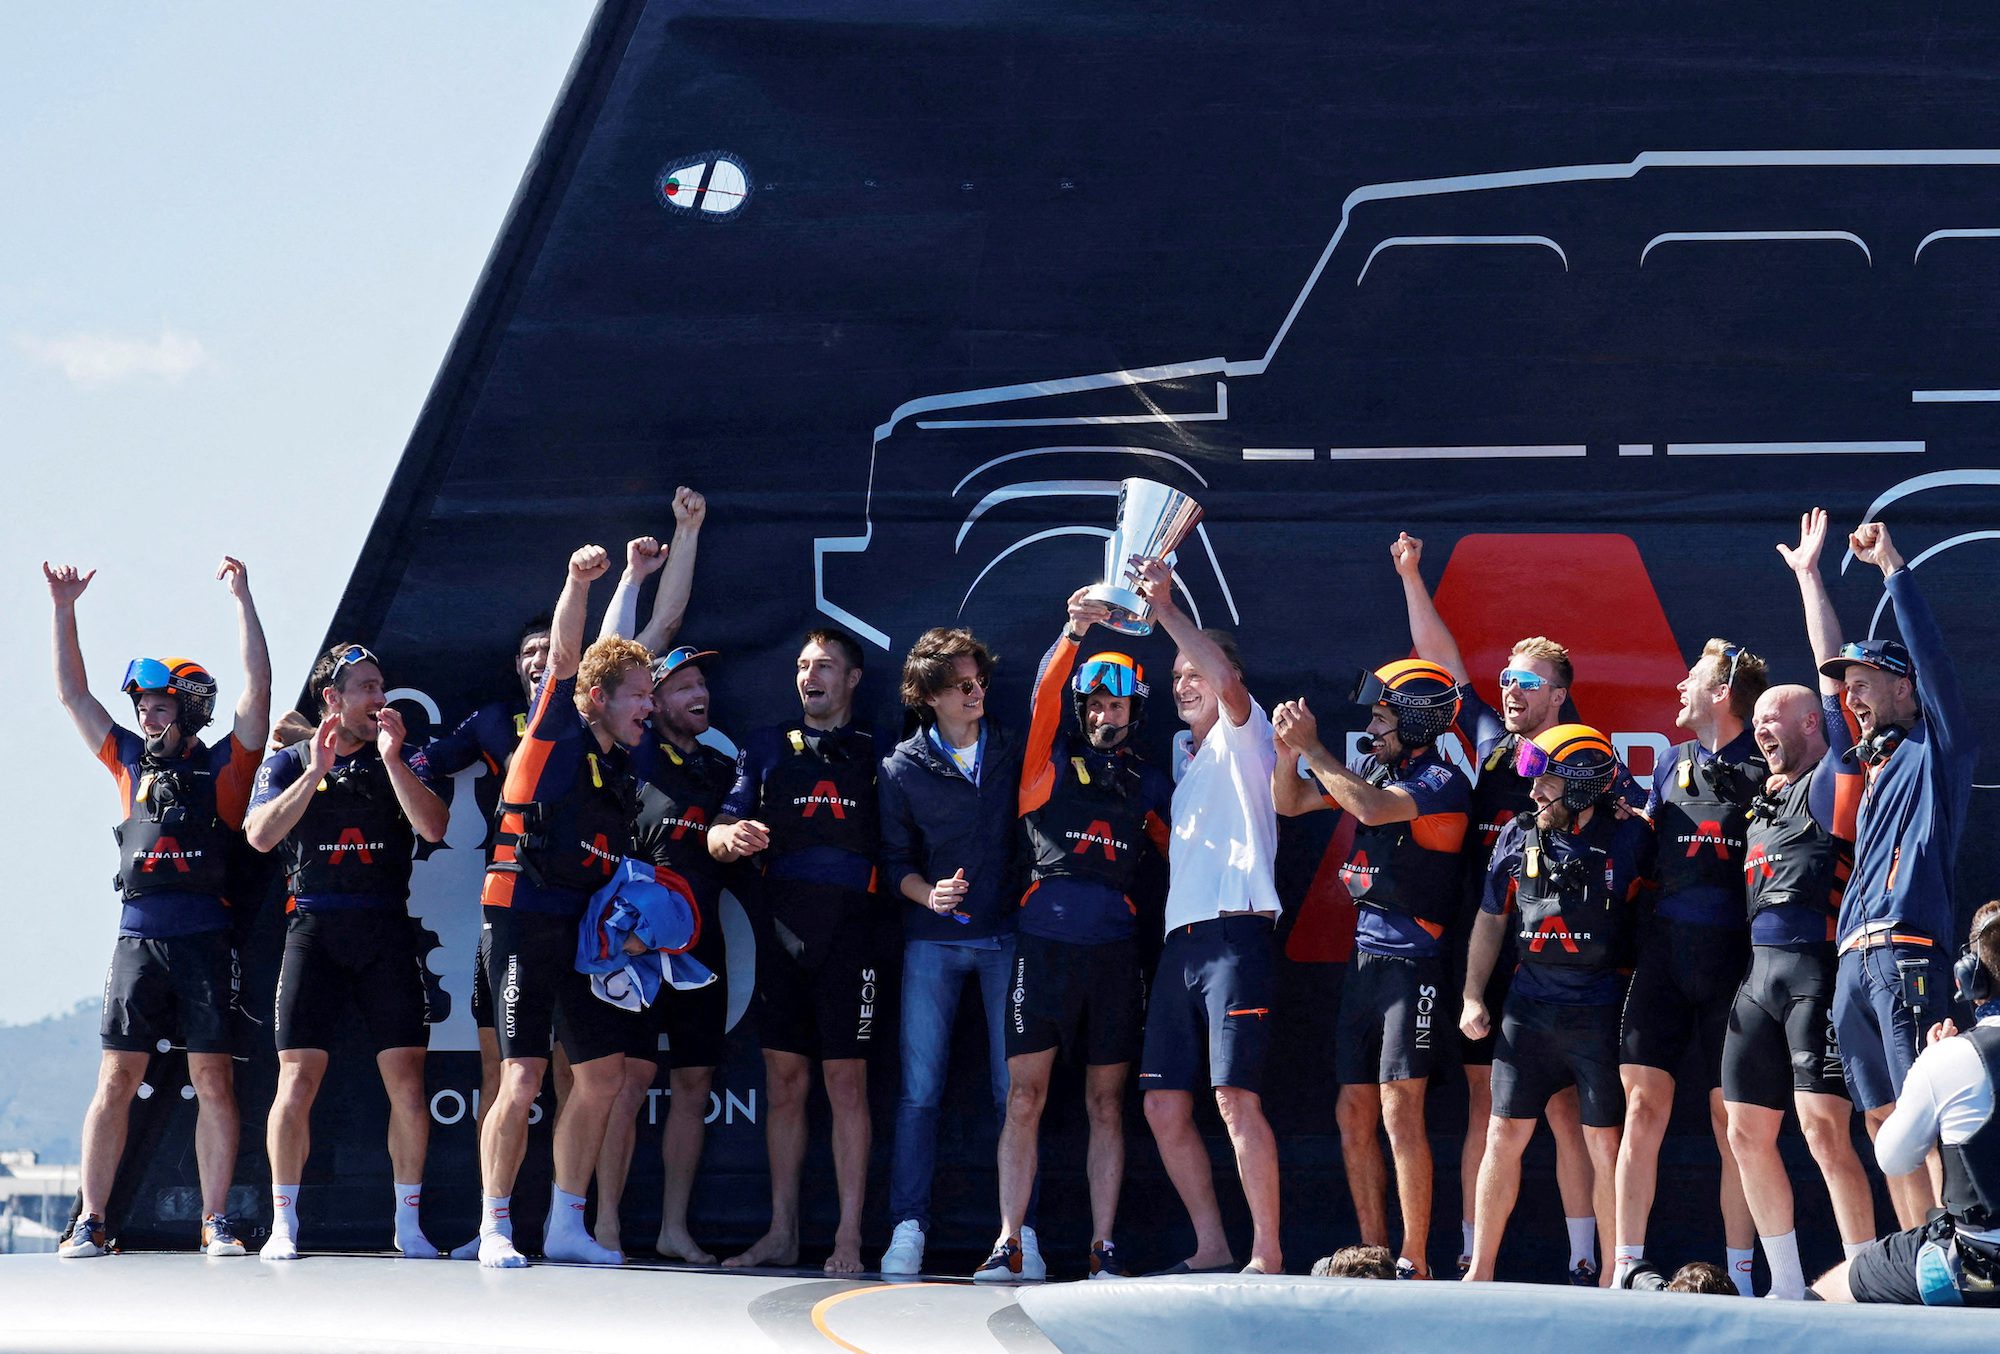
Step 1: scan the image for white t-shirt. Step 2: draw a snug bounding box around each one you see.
[1163,696,1280,931]
[1878,1014,2000,1242]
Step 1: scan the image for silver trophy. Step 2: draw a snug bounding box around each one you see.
[1084,478,1206,636]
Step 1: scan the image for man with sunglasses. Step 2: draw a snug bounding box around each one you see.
[1826,520,1976,1228]
[245,642,449,1260]
[710,627,879,1276]
[976,590,1173,1283]
[48,558,270,1260]
[878,627,1024,1276]
[1613,638,1769,1291]
[582,642,733,1263]
[1274,657,1469,1279]
[1393,532,1619,1283]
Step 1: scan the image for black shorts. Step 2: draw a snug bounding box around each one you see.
[1450,894,1510,1068]
[755,915,878,1062]
[1335,949,1443,1085]
[100,932,236,1055]
[483,906,647,1065]
[1492,993,1624,1128]
[1722,943,1845,1110]
[1138,914,1276,1095]
[1846,1217,2000,1306]
[275,909,431,1055]
[471,924,492,1031]
[1618,916,1749,1082]
[1007,932,1143,1065]
[649,900,729,1069]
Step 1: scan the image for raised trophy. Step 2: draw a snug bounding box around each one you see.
[1084,477,1206,636]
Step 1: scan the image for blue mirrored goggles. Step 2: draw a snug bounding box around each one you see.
[121,657,175,694]
[1074,658,1145,699]
[1497,668,1550,692]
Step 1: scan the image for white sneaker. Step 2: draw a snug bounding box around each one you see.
[879,1219,925,1275]
[1018,1226,1047,1282]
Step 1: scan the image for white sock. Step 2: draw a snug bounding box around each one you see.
[1612,1243,1643,1282]
[1565,1217,1597,1269]
[481,1195,514,1240]
[1461,1221,1476,1259]
[542,1187,621,1266]
[393,1182,438,1258]
[546,1187,589,1238]
[261,1186,301,1261]
[271,1185,300,1237]
[449,1233,482,1261]
[1842,1240,1870,1262]
[1726,1245,1756,1297]
[1759,1231,1805,1299]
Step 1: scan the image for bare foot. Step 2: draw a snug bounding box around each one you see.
[723,1228,799,1269]
[593,1224,623,1255]
[824,1232,864,1277]
[1243,1256,1283,1274]
[654,1228,717,1266]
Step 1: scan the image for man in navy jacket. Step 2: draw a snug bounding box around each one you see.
[876,626,1024,1275]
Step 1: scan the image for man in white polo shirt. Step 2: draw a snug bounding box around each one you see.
[1128,556,1283,1275]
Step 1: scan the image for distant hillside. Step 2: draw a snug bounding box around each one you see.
[0,1000,98,1162]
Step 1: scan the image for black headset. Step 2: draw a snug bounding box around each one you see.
[1954,908,2000,1007]
[1855,724,1909,767]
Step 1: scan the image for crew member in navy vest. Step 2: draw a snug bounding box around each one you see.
[1460,724,1653,1286]
[1815,902,2000,1305]
[878,627,1023,1277]
[1394,530,1621,1282]
[1721,509,1877,1299]
[597,643,733,1264]
[710,627,878,1276]
[1613,638,1768,1290]
[245,643,448,1260]
[1827,519,1978,1229]
[1275,659,1469,1279]
[49,558,270,1261]
[977,590,1171,1284]
[474,545,655,1269]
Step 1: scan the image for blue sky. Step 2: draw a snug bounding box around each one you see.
[0,3,596,1024]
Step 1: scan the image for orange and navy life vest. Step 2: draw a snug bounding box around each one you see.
[1341,759,1461,932]
[1023,748,1150,891]
[114,749,230,900]
[494,746,636,895]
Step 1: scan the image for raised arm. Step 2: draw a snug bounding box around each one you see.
[599,535,668,642]
[1270,728,1328,817]
[552,545,610,682]
[1020,589,1100,815]
[1131,556,1251,727]
[1392,533,1469,684]
[217,556,272,750]
[1853,522,1972,762]
[1776,509,1844,696]
[44,563,114,751]
[635,488,706,653]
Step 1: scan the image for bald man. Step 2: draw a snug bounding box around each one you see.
[1717,514,1875,1298]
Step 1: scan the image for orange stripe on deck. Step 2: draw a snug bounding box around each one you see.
[809,1282,950,1353]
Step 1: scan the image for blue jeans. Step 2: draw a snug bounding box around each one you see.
[887,937,1015,1228]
